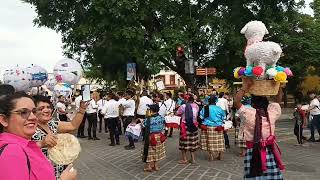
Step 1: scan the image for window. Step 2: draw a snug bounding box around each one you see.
[159,75,165,84]
[170,75,175,85]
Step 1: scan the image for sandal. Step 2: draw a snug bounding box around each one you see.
[143,167,153,172]
[189,159,196,164]
[178,160,189,164]
[153,166,160,171]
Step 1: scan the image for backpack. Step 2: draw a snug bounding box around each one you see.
[0,144,31,179]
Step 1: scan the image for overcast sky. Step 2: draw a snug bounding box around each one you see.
[0,0,314,76]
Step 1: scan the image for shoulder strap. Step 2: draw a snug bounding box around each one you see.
[167,100,174,112]
[0,144,8,156]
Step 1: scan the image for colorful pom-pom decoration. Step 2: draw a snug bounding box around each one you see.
[276,66,285,72]
[284,67,293,77]
[274,72,287,82]
[252,66,264,77]
[233,67,241,79]
[266,68,277,78]
[244,66,253,76]
[238,67,246,76]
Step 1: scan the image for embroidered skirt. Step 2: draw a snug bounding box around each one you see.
[200,127,225,152]
[179,131,199,152]
[235,128,246,148]
[142,134,166,162]
[244,147,283,180]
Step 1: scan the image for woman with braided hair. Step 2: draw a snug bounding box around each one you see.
[235,78,285,180]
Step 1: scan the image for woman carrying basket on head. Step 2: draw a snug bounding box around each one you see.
[235,78,285,180]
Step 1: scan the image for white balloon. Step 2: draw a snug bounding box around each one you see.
[53,59,82,85]
[54,83,72,97]
[44,77,56,91]
[26,64,48,87]
[3,67,32,92]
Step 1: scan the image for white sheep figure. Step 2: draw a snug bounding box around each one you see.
[241,21,282,77]
[241,20,269,45]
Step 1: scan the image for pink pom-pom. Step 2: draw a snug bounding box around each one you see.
[252,66,264,76]
[284,68,293,77]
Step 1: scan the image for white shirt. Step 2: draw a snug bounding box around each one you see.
[75,95,82,111]
[310,98,320,115]
[216,97,229,113]
[86,99,98,114]
[137,96,153,115]
[102,99,120,118]
[118,98,126,105]
[158,102,167,117]
[97,99,107,112]
[164,98,176,115]
[56,102,66,115]
[122,99,136,116]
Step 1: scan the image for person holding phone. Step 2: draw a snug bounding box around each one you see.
[0,92,78,180]
[32,95,88,178]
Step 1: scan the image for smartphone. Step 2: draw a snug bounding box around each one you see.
[81,84,91,101]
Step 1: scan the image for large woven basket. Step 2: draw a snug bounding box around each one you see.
[249,80,280,96]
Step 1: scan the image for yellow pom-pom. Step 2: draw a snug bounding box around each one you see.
[234,67,240,79]
[274,72,287,82]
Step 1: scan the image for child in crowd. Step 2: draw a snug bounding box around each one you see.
[293,104,308,145]
[141,104,166,172]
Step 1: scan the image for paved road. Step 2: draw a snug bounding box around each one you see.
[74,118,320,180]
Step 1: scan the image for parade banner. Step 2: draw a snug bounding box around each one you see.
[126,63,136,80]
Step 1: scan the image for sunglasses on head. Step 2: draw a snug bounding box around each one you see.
[11,108,38,119]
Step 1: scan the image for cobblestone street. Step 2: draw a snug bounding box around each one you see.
[75,117,320,180]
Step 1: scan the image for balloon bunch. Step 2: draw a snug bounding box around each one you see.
[233,65,293,82]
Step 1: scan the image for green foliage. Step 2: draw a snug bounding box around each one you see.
[22,0,320,91]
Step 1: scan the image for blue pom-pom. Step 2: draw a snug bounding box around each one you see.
[244,66,253,76]
[276,66,285,72]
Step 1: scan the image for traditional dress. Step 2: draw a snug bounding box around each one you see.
[199,105,226,153]
[238,103,284,180]
[177,103,199,152]
[142,114,166,162]
[32,120,66,179]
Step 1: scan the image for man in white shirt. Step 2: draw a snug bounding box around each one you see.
[121,90,136,149]
[308,92,320,142]
[117,91,126,135]
[102,92,120,146]
[75,93,87,138]
[136,90,153,120]
[97,93,108,133]
[216,92,230,149]
[56,95,68,122]
[164,92,176,137]
[86,92,100,140]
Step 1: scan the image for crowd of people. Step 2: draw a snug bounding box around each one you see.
[51,79,284,179]
[8,78,320,179]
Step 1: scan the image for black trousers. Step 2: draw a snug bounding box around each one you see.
[165,128,173,137]
[118,117,123,135]
[87,113,98,138]
[77,113,87,137]
[123,116,134,132]
[294,123,303,144]
[98,113,108,133]
[224,131,230,146]
[59,114,68,122]
[310,115,320,140]
[108,117,120,144]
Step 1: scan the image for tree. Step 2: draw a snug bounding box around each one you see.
[23,0,318,91]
